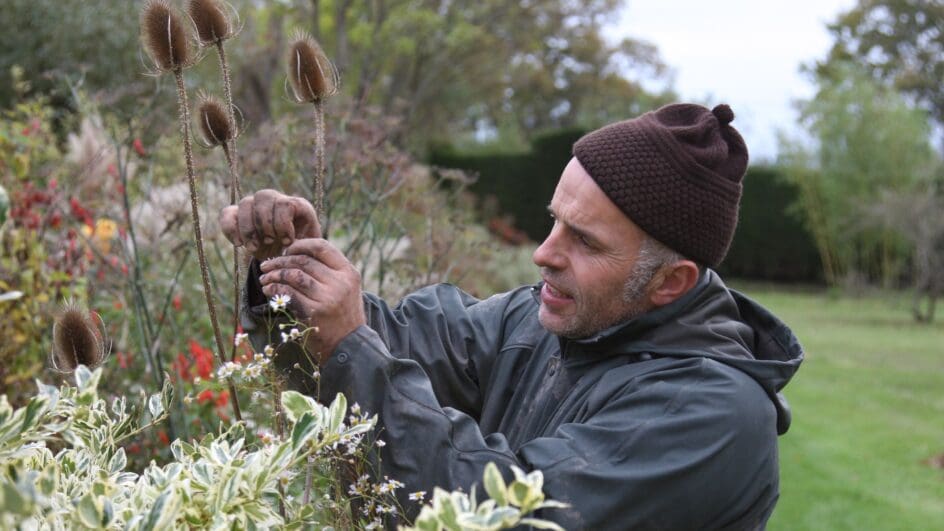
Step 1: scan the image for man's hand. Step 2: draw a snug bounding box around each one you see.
[259,238,366,364]
[219,189,320,261]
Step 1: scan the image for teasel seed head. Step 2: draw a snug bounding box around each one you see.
[188,0,234,45]
[287,31,339,103]
[141,0,192,71]
[52,304,107,373]
[196,93,236,146]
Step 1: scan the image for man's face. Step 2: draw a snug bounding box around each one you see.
[532,157,653,338]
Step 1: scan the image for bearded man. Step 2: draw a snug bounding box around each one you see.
[221,103,803,530]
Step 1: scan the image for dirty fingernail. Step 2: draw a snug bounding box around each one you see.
[263,236,274,245]
[282,237,292,246]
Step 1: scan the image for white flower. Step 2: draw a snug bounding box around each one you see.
[264,344,275,357]
[244,364,263,379]
[409,491,426,502]
[233,332,249,347]
[216,362,240,379]
[269,293,291,311]
[281,327,301,343]
[375,439,386,448]
[258,430,275,445]
[351,403,361,415]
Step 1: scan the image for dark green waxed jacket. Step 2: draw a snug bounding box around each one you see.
[244,265,803,530]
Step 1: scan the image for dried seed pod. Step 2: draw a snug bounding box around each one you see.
[141,0,192,71]
[188,0,233,45]
[287,31,338,103]
[197,94,236,146]
[52,305,106,373]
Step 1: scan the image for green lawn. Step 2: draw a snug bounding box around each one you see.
[732,284,944,530]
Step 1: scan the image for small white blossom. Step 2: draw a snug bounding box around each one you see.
[269,293,291,311]
[351,403,361,415]
[264,344,275,357]
[258,430,275,445]
[233,332,249,347]
[281,327,301,343]
[408,491,426,502]
[375,439,386,448]
[244,364,263,379]
[216,362,240,379]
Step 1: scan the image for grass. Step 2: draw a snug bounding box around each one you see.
[731,283,944,530]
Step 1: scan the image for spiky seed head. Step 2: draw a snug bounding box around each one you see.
[141,0,192,71]
[52,305,106,373]
[188,0,232,45]
[197,94,235,146]
[287,31,339,103]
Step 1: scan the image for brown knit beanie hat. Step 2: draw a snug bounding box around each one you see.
[573,103,748,267]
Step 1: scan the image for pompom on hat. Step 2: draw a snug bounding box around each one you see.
[573,103,748,267]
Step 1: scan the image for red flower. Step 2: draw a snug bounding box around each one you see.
[158,431,170,445]
[116,351,132,369]
[133,138,147,157]
[197,389,215,404]
[172,294,183,311]
[214,390,230,408]
[173,352,193,382]
[189,340,214,380]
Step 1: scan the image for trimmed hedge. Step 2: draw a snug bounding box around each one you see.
[430,135,822,283]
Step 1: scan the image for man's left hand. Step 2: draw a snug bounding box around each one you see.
[259,238,366,364]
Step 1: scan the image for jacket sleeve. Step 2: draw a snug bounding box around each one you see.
[322,327,779,530]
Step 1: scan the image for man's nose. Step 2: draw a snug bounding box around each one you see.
[533,227,565,270]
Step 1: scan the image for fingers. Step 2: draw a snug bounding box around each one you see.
[219,205,242,246]
[237,196,257,252]
[252,189,279,246]
[282,238,349,271]
[260,253,334,283]
[289,197,321,240]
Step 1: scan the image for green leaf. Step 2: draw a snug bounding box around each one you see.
[108,448,127,475]
[326,393,347,433]
[290,413,320,450]
[76,493,103,528]
[148,393,163,418]
[483,462,507,506]
[281,391,319,424]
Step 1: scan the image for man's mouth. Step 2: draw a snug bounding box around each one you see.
[541,279,573,309]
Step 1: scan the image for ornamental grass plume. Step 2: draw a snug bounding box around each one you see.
[287,30,339,216]
[140,0,241,421]
[52,305,106,373]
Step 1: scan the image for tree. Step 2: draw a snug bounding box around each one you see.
[818,0,944,146]
[235,0,672,151]
[779,63,938,286]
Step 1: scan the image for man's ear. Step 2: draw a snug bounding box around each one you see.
[648,260,700,307]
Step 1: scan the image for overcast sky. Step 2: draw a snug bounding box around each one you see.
[611,0,857,162]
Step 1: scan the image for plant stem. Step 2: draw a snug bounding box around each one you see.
[217,40,245,365]
[173,68,242,422]
[313,100,325,217]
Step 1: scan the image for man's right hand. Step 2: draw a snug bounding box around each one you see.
[219,189,321,261]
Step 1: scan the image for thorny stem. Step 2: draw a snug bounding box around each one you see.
[173,68,242,422]
[223,143,244,364]
[217,39,245,365]
[313,100,325,217]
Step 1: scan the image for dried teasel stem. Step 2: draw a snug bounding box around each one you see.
[52,304,107,373]
[287,31,338,216]
[143,0,242,422]
[175,74,242,423]
[189,0,245,365]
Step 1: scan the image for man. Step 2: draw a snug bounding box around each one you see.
[221,103,803,529]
